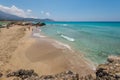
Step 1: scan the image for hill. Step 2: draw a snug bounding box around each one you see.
[0,10,54,22]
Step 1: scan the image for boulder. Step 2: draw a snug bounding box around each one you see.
[96,56,120,80]
[107,56,120,63]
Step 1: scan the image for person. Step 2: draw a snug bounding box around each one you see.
[28,26,30,30]
[6,24,9,29]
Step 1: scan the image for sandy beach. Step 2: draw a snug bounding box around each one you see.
[0,25,26,69]
[0,25,94,79]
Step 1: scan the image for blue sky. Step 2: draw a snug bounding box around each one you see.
[0,0,120,21]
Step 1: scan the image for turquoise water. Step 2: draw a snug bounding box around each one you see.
[40,22,120,64]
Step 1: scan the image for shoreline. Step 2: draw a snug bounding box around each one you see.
[27,28,95,75]
[36,28,96,68]
[0,25,95,79]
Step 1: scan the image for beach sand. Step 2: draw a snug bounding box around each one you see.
[25,37,95,76]
[0,25,26,69]
[0,25,94,79]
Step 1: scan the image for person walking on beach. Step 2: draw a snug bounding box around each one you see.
[28,26,30,30]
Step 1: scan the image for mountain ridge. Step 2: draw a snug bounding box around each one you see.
[0,10,54,22]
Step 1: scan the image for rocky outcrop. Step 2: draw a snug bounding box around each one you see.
[0,56,120,80]
[6,70,79,80]
[96,56,120,80]
[33,22,46,27]
[6,69,38,80]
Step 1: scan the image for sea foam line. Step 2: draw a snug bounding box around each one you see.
[61,35,75,42]
[32,29,46,38]
[53,39,96,70]
[33,33,46,38]
[52,40,74,52]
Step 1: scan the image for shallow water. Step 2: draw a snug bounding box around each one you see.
[40,22,120,64]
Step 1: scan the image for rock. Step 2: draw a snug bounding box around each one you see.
[40,75,54,79]
[115,73,120,78]
[33,22,46,27]
[0,72,3,77]
[39,23,46,26]
[6,70,79,80]
[6,69,38,80]
[66,70,74,74]
[96,56,120,80]
[107,56,120,63]
[54,70,79,80]
[3,56,120,80]
[80,74,95,80]
[13,77,21,80]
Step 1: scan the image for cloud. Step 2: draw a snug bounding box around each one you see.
[40,11,44,14]
[27,9,32,13]
[0,5,36,18]
[40,11,51,17]
[45,12,50,16]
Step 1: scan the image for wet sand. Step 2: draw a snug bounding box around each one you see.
[25,35,95,76]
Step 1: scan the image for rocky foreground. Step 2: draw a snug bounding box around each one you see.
[0,56,120,80]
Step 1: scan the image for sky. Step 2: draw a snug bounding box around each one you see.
[0,0,120,21]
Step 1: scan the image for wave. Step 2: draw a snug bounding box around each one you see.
[52,40,73,51]
[63,24,68,26]
[61,34,75,42]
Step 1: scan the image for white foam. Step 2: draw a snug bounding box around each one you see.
[63,24,68,26]
[39,29,41,32]
[52,40,73,51]
[33,33,46,38]
[61,35,75,41]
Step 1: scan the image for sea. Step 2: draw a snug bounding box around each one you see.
[40,22,120,64]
